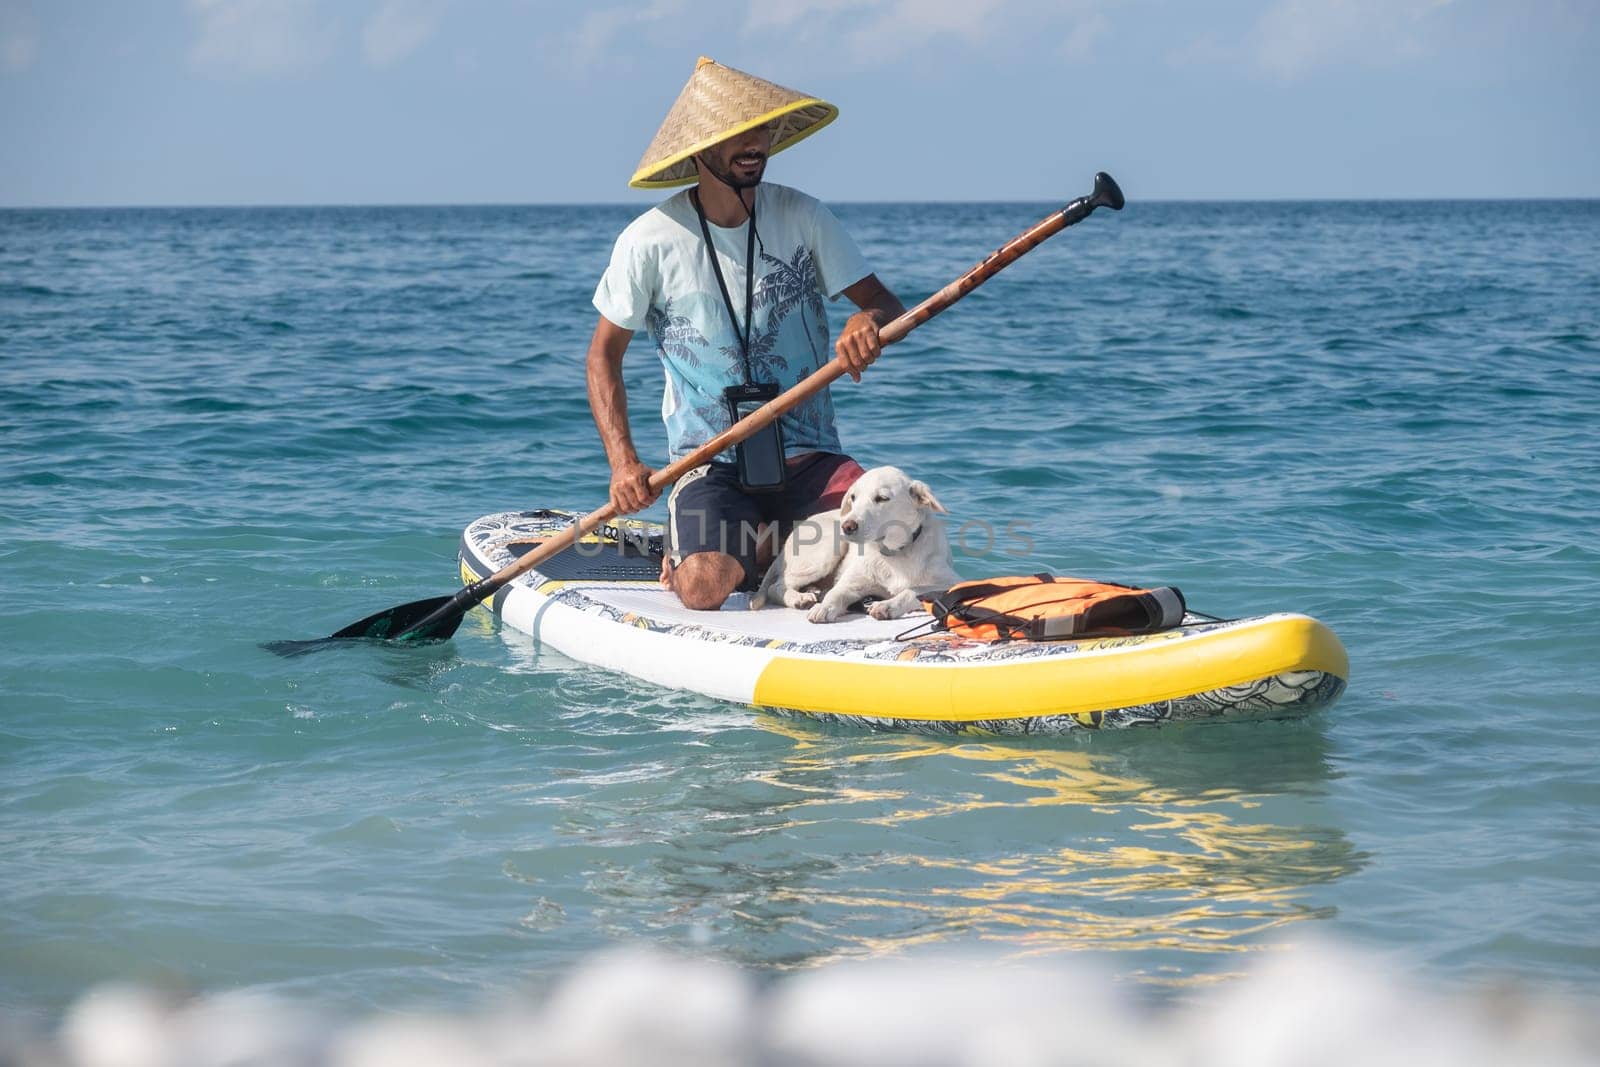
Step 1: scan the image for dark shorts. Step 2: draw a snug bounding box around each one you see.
[667,452,865,587]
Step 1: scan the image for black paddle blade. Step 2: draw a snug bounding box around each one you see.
[262,595,464,657]
[330,595,466,641]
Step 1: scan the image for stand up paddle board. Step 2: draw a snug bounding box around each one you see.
[460,510,1348,734]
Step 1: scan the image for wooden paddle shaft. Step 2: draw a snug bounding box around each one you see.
[467,177,1122,600]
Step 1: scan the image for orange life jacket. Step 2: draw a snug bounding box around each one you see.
[920,573,1186,642]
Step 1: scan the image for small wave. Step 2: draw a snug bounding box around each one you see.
[0,282,64,298]
[14,471,69,487]
[1208,304,1261,320]
[242,316,296,334]
[172,396,256,414]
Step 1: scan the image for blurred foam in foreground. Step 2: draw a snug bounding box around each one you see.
[6,939,1598,1067]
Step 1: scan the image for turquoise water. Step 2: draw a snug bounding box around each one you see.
[3,199,1598,1016]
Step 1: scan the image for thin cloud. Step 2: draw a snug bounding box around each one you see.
[187,0,339,78]
[0,0,39,74]
[745,0,876,34]
[1252,0,1455,80]
[563,0,683,75]
[842,0,1011,59]
[1061,9,1110,62]
[742,0,1114,65]
[881,0,1008,35]
[362,0,446,69]
[1165,29,1235,70]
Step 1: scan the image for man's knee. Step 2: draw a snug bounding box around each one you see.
[671,552,744,610]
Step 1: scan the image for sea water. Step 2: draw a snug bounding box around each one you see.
[2,200,1598,1030]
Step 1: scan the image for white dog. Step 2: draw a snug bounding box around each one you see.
[751,466,959,623]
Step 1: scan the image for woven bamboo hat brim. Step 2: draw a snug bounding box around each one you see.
[629,57,838,189]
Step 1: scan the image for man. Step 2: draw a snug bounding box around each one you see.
[587,57,905,610]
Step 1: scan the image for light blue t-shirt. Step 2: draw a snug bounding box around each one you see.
[593,184,872,462]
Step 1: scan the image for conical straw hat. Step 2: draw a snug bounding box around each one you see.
[629,57,838,189]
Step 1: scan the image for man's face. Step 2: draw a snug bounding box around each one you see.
[696,123,775,190]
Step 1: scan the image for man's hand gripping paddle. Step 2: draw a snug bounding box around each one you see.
[266,173,1124,655]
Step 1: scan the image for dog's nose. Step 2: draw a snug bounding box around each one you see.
[841,519,858,535]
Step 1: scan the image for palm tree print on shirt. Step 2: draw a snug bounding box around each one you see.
[646,297,712,369]
[644,248,841,457]
[645,298,725,453]
[744,243,835,446]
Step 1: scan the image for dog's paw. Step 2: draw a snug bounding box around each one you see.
[784,589,820,609]
[807,602,842,624]
[867,600,901,621]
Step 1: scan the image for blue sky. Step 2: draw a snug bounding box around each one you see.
[1,0,1595,206]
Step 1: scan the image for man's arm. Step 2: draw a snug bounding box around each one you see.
[835,274,906,382]
[585,315,658,514]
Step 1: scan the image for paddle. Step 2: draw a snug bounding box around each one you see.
[267,172,1125,655]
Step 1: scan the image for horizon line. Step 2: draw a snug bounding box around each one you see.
[4,195,1600,212]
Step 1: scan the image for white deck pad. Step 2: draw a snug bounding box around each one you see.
[571,586,921,643]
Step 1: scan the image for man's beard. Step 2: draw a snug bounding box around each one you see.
[701,151,766,190]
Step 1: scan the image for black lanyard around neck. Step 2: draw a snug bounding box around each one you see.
[693,187,757,385]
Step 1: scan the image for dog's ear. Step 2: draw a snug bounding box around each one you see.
[909,480,948,513]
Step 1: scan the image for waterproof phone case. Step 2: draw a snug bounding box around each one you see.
[724,382,786,494]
